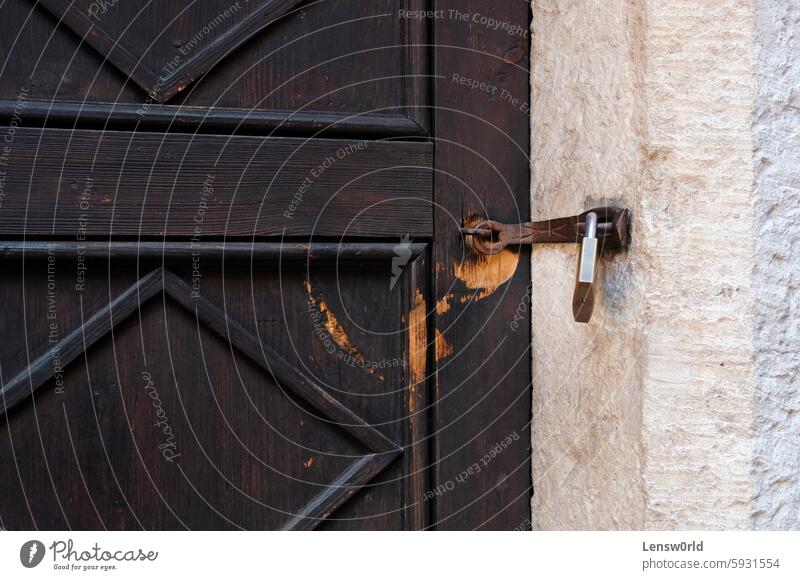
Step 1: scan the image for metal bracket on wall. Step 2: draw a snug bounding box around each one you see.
[460,206,630,323]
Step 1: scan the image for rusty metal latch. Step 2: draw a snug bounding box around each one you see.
[460,207,630,323]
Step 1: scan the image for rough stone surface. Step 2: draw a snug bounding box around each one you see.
[531,0,763,529]
[530,0,648,531]
[752,0,800,531]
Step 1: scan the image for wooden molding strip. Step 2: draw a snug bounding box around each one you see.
[0,99,427,138]
[0,241,429,261]
[0,269,163,416]
[280,452,400,531]
[161,270,399,454]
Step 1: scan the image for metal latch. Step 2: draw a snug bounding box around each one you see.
[460,207,630,323]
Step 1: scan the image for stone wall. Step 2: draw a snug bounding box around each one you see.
[752,0,800,531]
[531,0,797,530]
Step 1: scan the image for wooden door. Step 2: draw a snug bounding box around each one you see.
[0,0,531,530]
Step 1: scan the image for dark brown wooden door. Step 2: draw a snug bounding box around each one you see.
[0,0,531,530]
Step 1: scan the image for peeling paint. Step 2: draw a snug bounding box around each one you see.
[435,329,454,360]
[304,279,372,373]
[408,289,427,413]
[436,293,454,315]
[454,248,519,301]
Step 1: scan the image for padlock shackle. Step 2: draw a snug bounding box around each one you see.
[584,212,598,239]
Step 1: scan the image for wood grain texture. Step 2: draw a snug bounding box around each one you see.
[281,452,399,530]
[0,241,428,261]
[0,0,532,531]
[402,252,432,530]
[401,0,432,133]
[35,0,306,102]
[0,0,429,118]
[0,99,427,138]
[0,127,432,238]
[0,264,405,529]
[0,257,422,529]
[161,269,403,530]
[161,269,399,454]
[0,269,162,416]
[432,0,532,530]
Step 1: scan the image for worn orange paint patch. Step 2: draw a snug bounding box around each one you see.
[453,248,519,301]
[407,289,427,412]
[303,457,314,469]
[436,293,454,315]
[435,329,454,360]
[304,279,372,373]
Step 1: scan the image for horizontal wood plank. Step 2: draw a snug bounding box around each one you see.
[0,127,432,238]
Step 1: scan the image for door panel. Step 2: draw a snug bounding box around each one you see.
[0,252,426,530]
[0,0,429,125]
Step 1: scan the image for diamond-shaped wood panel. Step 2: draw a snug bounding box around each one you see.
[35,0,305,102]
[0,268,400,530]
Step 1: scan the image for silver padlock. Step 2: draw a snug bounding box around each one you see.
[572,212,598,323]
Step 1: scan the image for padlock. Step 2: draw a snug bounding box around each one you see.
[461,207,630,322]
[572,212,598,323]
